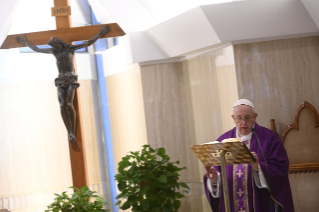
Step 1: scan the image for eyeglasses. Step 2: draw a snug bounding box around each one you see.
[234,116,254,123]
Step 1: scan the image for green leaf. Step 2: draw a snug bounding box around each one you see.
[142,199,150,211]
[180,182,189,189]
[140,186,148,196]
[147,193,158,201]
[173,200,181,209]
[157,147,166,156]
[117,182,126,191]
[81,186,89,193]
[128,195,137,203]
[152,205,161,212]
[121,201,131,210]
[157,175,167,183]
[115,192,126,199]
[71,194,79,200]
[167,189,175,198]
[163,204,173,212]
[69,186,80,191]
[175,192,185,198]
[95,196,104,202]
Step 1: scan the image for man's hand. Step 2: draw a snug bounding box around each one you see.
[16,35,27,45]
[100,24,111,35]
[250,152,259,171]
[205,166,218,183]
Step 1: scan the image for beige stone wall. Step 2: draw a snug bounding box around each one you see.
[140,62,203,211]
[233,36,319,135]
[140,62,192,181]
[181,45,238,212]
[105,66,149,172]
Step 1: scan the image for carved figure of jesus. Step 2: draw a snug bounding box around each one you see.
[16,25,111,143]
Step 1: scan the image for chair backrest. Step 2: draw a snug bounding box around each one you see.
[271,101,319,212]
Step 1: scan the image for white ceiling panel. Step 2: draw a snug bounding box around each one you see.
[138,0,232,23]
[202,0,318,42]
[97,0,157,32]
[301,0,319,30]
[147,7,220,57]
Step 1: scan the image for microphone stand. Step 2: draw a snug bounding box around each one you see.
[250,127,274,212]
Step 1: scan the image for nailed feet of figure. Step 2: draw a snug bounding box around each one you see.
[69,132,77,143]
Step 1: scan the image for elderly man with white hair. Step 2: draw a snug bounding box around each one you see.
[203,99,294,212]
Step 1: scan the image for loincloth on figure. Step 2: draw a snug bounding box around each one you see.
[55,74,80,89]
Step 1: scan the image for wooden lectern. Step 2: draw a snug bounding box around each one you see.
[190,139,255,212]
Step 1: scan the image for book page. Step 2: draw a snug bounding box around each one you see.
[200,141,219,145]
[221,138,242,143]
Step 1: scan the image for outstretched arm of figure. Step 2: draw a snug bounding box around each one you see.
[16,35,53,54]
[70,25,111,51]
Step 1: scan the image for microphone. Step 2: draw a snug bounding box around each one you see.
[250,127,274,212]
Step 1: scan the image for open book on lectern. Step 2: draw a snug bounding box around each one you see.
[190,138,256,166]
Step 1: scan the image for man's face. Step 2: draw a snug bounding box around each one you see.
[231,105,257,136]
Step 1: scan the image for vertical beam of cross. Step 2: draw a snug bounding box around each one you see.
[53,0,89,189]
[54,0,72,29]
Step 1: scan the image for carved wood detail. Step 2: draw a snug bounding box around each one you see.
[282,101,319,143]
[289,163,319,174]
[270,119,277,134]
[54,0,71,28]
[275,101,319,174]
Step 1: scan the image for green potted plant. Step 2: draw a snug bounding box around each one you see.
[45,186,110,212]
[115,145,189,212]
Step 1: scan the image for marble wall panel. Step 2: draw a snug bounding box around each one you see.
[181,46,238,212]
[233,36,319,135]
[140,62,203,212]
[105,66,148,172]
[140,63,194,181]
[182,46,238,180]
[289,172,319,212]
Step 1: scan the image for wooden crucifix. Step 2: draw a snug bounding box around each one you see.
[1,0,125,189]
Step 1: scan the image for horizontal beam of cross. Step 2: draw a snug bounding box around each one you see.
[1,23,125,49]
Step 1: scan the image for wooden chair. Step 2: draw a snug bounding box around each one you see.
[271,101,319,212]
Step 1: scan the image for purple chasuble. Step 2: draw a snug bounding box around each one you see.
[203,123,294,212]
